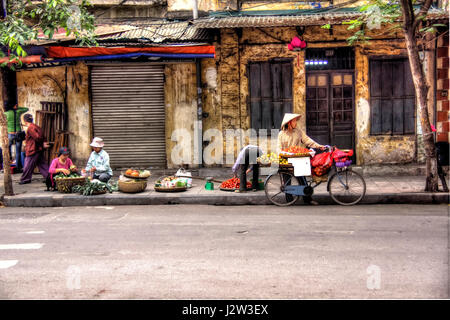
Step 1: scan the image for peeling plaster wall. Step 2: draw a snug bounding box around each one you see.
[216,25,421,165]
[165,63,198,169]
[201,57,223,167]
[354,45,417,165]
[16,62,91,166]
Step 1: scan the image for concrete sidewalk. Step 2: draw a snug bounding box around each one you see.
[0,169,448,207]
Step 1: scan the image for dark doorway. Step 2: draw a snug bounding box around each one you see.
[305,48,355,151]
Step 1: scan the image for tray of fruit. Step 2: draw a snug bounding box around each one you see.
[124,169,151,180]
[280,153,312,158]
[279,146,312,158]
[220,177,252,191]
[154,186,187,192]
[154,176,188,192]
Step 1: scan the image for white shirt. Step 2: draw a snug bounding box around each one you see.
[232,145,263,173]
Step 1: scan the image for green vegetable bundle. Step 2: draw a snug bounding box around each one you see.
[72,179,118,196]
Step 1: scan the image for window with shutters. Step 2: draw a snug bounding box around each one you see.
[248,60,293,133]
[369,58,416,135]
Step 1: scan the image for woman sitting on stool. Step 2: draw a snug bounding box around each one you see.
[48,147,77,191]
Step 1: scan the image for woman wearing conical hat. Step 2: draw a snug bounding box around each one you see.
[277,113,325,152]
[277,113,326,205]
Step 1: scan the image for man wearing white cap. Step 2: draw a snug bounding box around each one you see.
[278,113,326,205]
[83,137,113,182]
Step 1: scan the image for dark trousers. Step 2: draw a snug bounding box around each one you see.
[93,173,112,183]
[20,152,49,183]
[8,133,23,170]
[239,148,261,191]
[283,173,312,204]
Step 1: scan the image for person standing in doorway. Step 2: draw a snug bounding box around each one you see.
[19,113,50,185]
[4,103,28,172]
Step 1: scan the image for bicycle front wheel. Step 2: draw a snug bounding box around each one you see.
[265,172,300,206]
[328,169,366,205]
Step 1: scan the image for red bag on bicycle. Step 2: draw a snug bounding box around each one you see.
[311,152,332,176]
[332,148,353,162]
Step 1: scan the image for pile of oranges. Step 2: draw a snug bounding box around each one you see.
[124,169,151,178]
[125,169,140,177]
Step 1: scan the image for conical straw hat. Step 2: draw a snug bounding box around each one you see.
[280,113,301,129]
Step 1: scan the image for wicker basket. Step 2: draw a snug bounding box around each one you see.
[118,179,148,193]
[55,177,87,193]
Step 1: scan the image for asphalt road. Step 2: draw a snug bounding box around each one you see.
[0,204,448,299]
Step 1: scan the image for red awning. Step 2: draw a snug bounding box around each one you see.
[0,55,43,64]
[46,46,215,58]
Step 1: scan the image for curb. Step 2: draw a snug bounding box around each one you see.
[3,192,448,207]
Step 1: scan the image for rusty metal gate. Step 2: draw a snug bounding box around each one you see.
[90,64,166,168]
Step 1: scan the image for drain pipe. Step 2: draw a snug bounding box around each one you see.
[193,0,198,20]
[194,58,203,167]
[193,2,202,167]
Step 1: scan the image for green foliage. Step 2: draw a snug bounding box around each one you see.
[332,0,438,45]
[340,1,403,45]
[0,0,97,65]
[72,179,118,196]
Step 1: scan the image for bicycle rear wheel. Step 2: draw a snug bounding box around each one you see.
[265,172,300,206]
[328,169,366,205]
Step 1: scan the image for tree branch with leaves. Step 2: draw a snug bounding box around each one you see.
[325,0,446,191]
[0,0,97,196]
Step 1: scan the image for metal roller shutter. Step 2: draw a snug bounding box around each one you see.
[90,64,166,168]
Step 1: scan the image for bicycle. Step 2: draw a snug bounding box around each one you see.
[264,147,366,206]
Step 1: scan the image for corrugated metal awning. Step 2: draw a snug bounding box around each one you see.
[194,12,363,28]
[98,21,213,43]
[193,9,449,28]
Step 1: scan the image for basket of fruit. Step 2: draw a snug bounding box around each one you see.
[124,169,151,180]
[220,177,252,191]
[54,173,86,193]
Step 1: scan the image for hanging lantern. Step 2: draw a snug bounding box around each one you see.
[288,36,307,51]
[288,36,307,68]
